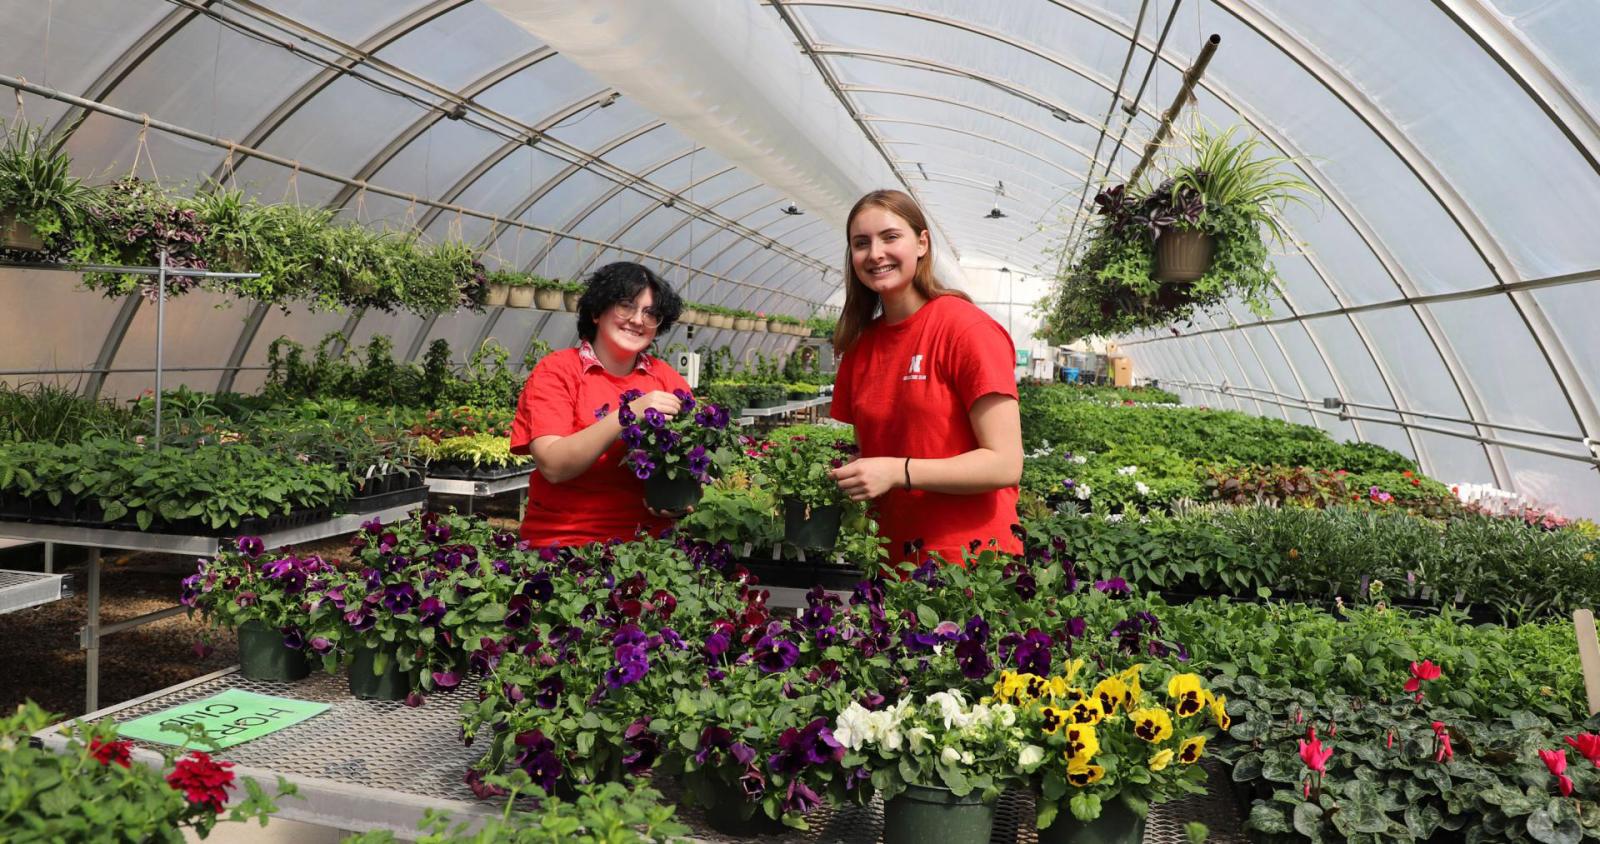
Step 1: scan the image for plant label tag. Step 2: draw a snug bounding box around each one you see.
[116,689,331,750]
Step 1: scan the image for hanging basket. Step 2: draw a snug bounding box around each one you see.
[484,283,510,307]
[507,286,535,308]
[535,287,565,310]
[1153,229,1215,283]
[0,210,45,252]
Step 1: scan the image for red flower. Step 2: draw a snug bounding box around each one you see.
[1298,737,1334,774]
[1541,750,1576,796]
[166,751,236,813]
[1404,660,1442,693]
[89,738,133,768]
[1567,733,1600,767]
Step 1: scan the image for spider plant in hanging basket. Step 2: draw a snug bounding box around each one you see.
[1038,124,1313,343]
[0,123,92,258]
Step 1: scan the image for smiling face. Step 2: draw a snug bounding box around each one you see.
[849,205,929,297]
[597,286,659,361]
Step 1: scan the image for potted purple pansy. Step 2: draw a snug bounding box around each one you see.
[617,389,738,512]
[180,535,327,682]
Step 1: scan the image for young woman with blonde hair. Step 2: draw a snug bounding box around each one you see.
[828,190,1024,566]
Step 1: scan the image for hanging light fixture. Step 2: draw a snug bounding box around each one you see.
[984,181,1006,219]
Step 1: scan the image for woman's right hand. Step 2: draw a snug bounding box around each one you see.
[627,390,683,420]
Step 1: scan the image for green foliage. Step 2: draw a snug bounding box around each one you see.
[756,426,856,510]
[0,122,92,258]
[0,381,136,443]
[342,778,686,843]
[1219,675,1600,842]
[71,177,209,298]
[0,700,293,843]
[1037,123,1314,343]
[0,437,350,531]
[413,432,531,470]
[265,332,521,411]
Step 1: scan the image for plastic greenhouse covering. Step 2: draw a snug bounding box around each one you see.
[3,0,1599,519]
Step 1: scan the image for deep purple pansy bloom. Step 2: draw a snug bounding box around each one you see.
[235,536,264,557]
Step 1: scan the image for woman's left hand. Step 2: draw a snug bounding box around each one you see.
[830,457,903,501]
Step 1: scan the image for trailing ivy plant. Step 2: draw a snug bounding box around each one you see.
[0,122,93,260]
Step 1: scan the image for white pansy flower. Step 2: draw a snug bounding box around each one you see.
[941,746,963,766]
[908,726,933,752]
[991,704,1018,729]
[1071,455,1088,465]
[834,702,872,751]
[1135,481,1151,496]
[1075,484,1092,500]
[1117,465,1138,476]
[961,750,975,766]
[1017,745,1045,772]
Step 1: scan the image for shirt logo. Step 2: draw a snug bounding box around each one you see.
[903,353,928,381]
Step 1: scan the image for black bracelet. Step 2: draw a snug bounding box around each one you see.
[904,457,912,490]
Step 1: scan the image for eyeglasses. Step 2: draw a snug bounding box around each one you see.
[612,301,663,328]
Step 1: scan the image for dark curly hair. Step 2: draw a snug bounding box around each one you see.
[575,262,683,343]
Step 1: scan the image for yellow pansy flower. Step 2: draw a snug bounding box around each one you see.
[1210,694,1231,731]
[1059,657,1086,686]
[1148,749,1175,771]
[1178,735,1207,765]
[1130,708,1174,743]
[1038,705,1070,735]
[1167,673,1209,717]
[1118,664,1145,707]
[1069,697,1106,726]
[1063,723,1099,763]
[1066,759,1106,786]
[1093,677,1129,715]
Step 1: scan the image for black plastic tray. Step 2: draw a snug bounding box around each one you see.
[425,461,532,481]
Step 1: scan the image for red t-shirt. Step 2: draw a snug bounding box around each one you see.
[831,295,1022,566]
[510,346,692,548]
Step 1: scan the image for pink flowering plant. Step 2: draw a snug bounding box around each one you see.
[1219,661,1600,841]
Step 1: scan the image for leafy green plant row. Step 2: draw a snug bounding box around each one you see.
[266,333,536,411]
[1025,504,1600,624]
[0,437,350,531]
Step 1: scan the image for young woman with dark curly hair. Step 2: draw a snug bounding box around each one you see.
[510,261,693,547]
[828,190,1024,567]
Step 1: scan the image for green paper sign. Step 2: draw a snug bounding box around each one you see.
[117,690,330,750]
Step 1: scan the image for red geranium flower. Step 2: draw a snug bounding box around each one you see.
[166,751,236,813]
[89,738,133,768]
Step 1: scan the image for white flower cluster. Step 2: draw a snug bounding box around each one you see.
[1075,483,1092,500]
[1070,454,1088,465]
[833,698,912,752]
[834,689,1027,771]
[1135,481,1151,496]
[1116,465,1138,476]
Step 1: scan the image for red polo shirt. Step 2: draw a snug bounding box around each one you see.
[510,344,692,548]
[831,295,1022,566]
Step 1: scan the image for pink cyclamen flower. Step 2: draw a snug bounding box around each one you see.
[1298,737,1334,774]
[1565,733,1600,767]
[1404,660,1442,693]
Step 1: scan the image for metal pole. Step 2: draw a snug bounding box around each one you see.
[1126,33,1222,189]
[84,548,101,713]
[154,252,166,452]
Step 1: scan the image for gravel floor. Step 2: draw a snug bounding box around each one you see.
[0,496,521,721]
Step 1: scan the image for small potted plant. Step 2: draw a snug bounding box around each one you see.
[999,665,1216,842]
[618,389,737,511]
[733,311,755,332]
[761,431,857,550]
[3,701,288,837]
[179,536,323,682]
[505,273,536,308]
[482,269,516,307]
[0,123,92,255]
[562,279,583,312]
[533,276,565,311]
[835,689,1032,844]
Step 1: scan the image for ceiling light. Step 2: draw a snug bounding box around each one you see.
[984,207,1007,219]
[782,202,804,216]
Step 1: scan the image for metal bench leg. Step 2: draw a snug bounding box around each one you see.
[43,541,54,574]
[84,548,101,713]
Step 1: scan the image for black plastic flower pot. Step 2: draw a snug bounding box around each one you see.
[700,778,787,837]
[783,498,842,550]
[1035,795,1144,844]
[644,472,703,512]
[348,644,410,701]
[882,784,994,844]
[237,619,311,682]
